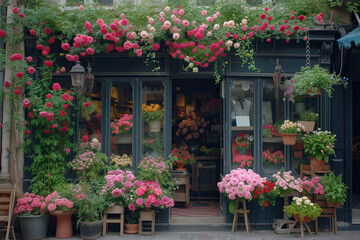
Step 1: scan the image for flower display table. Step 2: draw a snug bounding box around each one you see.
[231,198,251,233]
[171,173,190,205]
[102,205,124,237]
[139,209,155,236]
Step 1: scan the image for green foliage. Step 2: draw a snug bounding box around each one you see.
[284,196,322,221]
[137,154,172,188]
[319,172,348,204]
[124,208,140,224]
[80,98,96,121]
[302,130,336,162]
[143,133,164,155]
[299,109,319,121]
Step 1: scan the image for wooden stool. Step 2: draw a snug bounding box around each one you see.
[231,198,251,233]
[102,205,124,237]
[288,219,312,238]
[139,209,155,235]
[314,195,338,235]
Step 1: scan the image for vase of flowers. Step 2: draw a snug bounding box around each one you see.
[111,114,133,143]
[298,109,318,132]
[235,133,253,154]
[14,193,50,240]
[302,129,336,171]
[168,145,196,171]
[280,120,305,145]
[142,103,163,132]
[284,196,322,223]
[253,180,277,207]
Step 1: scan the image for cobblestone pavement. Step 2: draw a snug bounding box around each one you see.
[40,230,360,240]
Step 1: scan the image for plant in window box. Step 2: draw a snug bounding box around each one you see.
[302,129,336,171]
[284,196,322,223]
[319,172,348,207]
[110,114,133,143]
[253,180,277,207]
[262,150,284,165]
[273,169,303,197]
[298,108,318,132]
[280,120,305,145]
[235,133,253,154]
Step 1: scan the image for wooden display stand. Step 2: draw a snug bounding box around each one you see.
[314,195,338,235]
[300,164,331,179]
[102,205,124,237]
[172,174,190,204]
[288,218,312,238]
[273,192,301,234]
[231,198,251,233]
[139,209,155,236]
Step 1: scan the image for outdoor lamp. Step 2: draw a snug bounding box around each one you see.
[70,61,86,95]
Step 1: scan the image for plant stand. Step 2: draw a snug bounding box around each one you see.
[231,198,251,233]
[288,218,312,238]
[139,209,155,236]
[102,205,124,237]
[273,192,301,234]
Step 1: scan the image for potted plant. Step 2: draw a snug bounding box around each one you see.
[253,180,277,207]
[273,169,303,197]
[262,150,284,165]
[14,193,50,240]
[302,129,336,171]
[284,196,322,223]
[319,172,348,207]
[168,145,196,171]
[284,65,345,102]
[124,207,140,234]
[110,114,133,143]
[280,120,305,145]
[235,133,253,154]
[298,108,319,132]
[142,103,163,132]
[137,154,172,188]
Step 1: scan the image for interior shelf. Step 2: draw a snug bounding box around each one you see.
[231,126,254,131]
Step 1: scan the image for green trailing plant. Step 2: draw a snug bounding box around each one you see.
[299,108,319,122]
[319,172,348,204]
[302,129,336,162]
[284,196,322,221]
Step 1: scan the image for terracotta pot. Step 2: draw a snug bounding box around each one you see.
[298,121,315,132]
[310,157,326,171]
[281,133,297,145]
[261,200,269,207]
[306,87,322,95]
[51,209,76,238]
[124,223,139,234]
[293,214,312,224]
[175,161,186,171]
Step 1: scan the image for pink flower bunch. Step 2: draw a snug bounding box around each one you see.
[217,168,264,200]
[101,170,136,205]
[110,114,133,134]
[233,154,253,168]
[45,191,74,212]
[13,192,47,216]
[263,123,281,137]
[139,155,170,175]
[262,150,284,165]
[302,176,324,195]
[273,170,303,196]
[176,112,210,141]
[132,180,174,209]
[69,150,106,180]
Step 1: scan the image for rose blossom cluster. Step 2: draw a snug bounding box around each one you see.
[133,180,174,209]
[13,192,47,215]
[302,176,324,195]
[217,168,264,200]
[45,191,74,212]
[176,112,210,141]
[272,170,303,196]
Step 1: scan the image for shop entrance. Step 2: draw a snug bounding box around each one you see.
[169,78,223,224]
[352,82,360,224]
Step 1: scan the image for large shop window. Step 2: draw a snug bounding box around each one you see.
[141,81,165,158]
[230,80,254,170]
[109,82,133,168]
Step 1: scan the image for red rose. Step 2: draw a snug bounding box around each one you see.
[29,30,36,36]
[19,13,24,18]
[0,30,6,37]
[44,129,51,134]
[82,135,89,142]
[29,112,34,118]
[49,37,55,44]
[25,130,31,135]
[84,102,91,107]
[44,27,51,35]
[60,110,66,117]
[52,83,61,91]
[63,104,68,109]
[14,89,21,95]
[46,102,52,108]
[4,81,10,87]
[62,94,69,101]
[61,126,68,132]
[46,93,52,99]
[44,60,53,67]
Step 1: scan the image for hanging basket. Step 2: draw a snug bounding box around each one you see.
[281,133,297,145]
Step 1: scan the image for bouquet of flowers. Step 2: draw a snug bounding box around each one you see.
[235,133,253,151]
[101,170,136,206]
[280,120,305,134]
[302,176,324,195]
[142,103,163,122]
[137,154,171,188]
[302,129,336,162]
[253,180,277,207]
[168,145,196,167]
[233,154,253,168]
[262,150,284,165]
[272,170,303,197]
[111,114,133,134]
[14,193,47,216]
[45,191,74,212]
[175,112,210,141]
[284,196,322,221]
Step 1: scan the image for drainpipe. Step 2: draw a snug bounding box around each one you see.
[0,2,4,169]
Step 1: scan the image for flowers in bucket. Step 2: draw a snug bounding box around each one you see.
[273,169,303,197]
[45,191,74,212]
[302,129,336,162]
[280,120,305,134]
[168,145,196,168]
[70,150,108,181]
[142,103,163,122]
[217,168,263,213]
[110,114,133,134]
[253,180,277,207]
[137,154,171,187]
[302,176,324,195]
[175,112,210,141]
[235,133,253,151]
[232,154,253,168]
[101,170,136,206]
[262,150,284,165]
[283,196,322,221]
[14,193,47,215]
